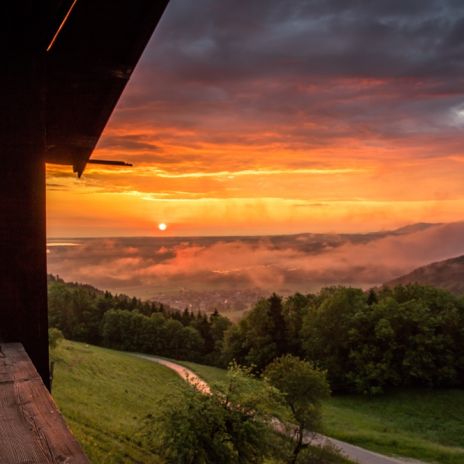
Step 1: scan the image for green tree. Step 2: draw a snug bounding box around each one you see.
[366,288,378,306]
[178,326,205,360]
[264,355,330,464]
[268,294,288,355]
[165,318,185,358]
[301,284,464,393]
[301,287,367,391]
[346,295,464,393]
[208,310,232,364]
[282,293,313,356]
[222,295,289,372]
[150,311,168,354]
[222,323,250,367]
[144,364,284,463]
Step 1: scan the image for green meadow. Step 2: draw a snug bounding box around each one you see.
[323,391,464,464]
[53,341,464,463]
[52,341,183,463]
[179,360,464,464]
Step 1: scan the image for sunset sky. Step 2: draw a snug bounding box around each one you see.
[46,0,464,237]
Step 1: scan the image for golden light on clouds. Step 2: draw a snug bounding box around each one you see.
[45,1,464,237]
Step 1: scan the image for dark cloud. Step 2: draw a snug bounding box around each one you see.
[145,0,463,79]
[46,183,68,191]
[98,134,161,152]
[96,0,464,164]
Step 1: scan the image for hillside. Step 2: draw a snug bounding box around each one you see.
[178,361,464,464]
[52,341,183,463]
[54,342,464,463]
[54,341,352,464]
[386,255,464,294]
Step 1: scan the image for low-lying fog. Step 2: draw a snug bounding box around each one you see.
[47,222,464,311]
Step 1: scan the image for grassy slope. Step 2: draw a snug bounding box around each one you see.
[53,343,464,463]
[179,360,464,464]
[53,343,350,464]
[52,341,185,464]
[324,391,464,464]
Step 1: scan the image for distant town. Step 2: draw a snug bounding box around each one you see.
[150,288,269,317]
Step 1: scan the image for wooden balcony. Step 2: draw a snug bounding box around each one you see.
[0,343,89,463]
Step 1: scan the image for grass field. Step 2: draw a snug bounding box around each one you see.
[53,342,464,463]
[52,341,185,463]
[178,360,464,464]
[324,391,464,464]
[53,342,350,463]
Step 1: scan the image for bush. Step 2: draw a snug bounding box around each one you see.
[143,364,285,463]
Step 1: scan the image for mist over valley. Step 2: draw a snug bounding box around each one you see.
[46,221,464,315]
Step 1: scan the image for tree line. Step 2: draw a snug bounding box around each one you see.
[223,285,464,393]
[48,275,230,363]
[48,275,464,394]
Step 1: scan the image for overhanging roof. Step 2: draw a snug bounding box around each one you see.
[45,0,169,175]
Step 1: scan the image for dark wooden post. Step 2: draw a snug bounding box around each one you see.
[1,1,169,392]
[1,6,50,388]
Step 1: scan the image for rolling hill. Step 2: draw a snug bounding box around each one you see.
[386,254,464,294]
[53,341,464,464]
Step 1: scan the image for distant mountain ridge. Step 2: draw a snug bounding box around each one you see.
[386,254,464,295]
[390,222,440,235]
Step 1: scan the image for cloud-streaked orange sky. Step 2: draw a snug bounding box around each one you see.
[46,0,464,237]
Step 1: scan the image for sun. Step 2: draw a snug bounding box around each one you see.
[158,223,167,231]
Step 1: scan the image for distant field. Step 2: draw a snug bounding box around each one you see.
[178,360,464,464]
[52,341,184,463]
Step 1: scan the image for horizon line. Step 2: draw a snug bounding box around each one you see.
[46,221,446,241]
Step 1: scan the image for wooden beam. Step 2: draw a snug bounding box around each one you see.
[0,51,50,388]
[45,0,169,173]
[0,343,89,463]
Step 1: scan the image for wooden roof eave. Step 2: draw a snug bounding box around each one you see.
[45,0,169,176]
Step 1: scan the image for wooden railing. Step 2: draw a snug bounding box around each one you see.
[0,343,89,463]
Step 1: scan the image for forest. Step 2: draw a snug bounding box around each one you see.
[48,275,464,394]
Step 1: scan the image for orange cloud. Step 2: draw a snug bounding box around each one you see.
[46,1,464,237]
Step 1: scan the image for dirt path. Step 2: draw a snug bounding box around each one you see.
[135,353,424,464]
[135,354,211,394]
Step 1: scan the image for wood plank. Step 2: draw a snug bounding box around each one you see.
[0,343,89,464]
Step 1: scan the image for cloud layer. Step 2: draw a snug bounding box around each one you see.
[112,0,464,164]
[47,222,464,300]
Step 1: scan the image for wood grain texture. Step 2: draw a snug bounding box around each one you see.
[0,343,89,463]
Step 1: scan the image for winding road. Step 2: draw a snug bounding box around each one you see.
[136,354,211,394]
[135,353,424,464]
